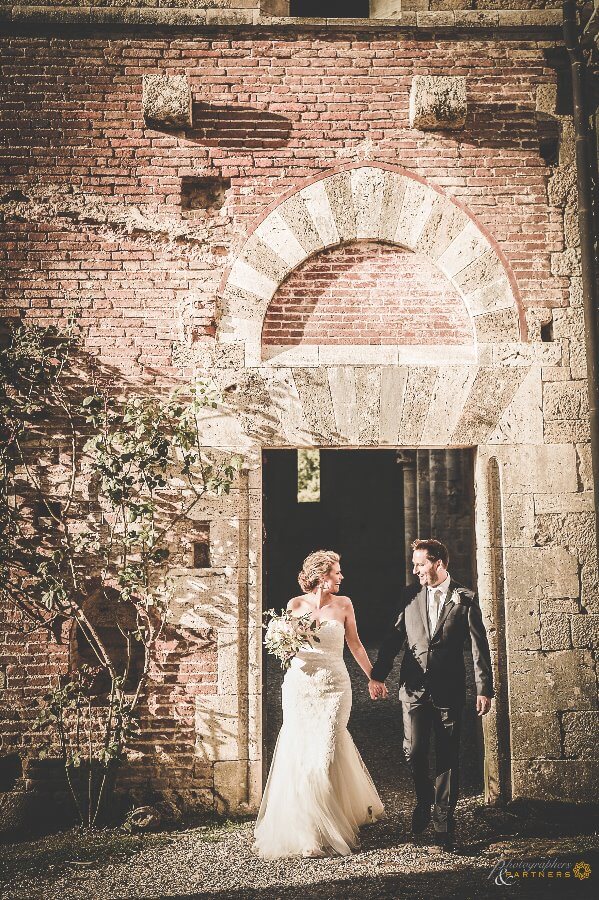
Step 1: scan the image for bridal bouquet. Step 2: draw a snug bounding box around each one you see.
[263,609,321,670]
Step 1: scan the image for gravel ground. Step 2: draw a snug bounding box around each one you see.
[1,652,597,900]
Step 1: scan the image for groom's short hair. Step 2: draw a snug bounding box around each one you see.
[411,538,449,567]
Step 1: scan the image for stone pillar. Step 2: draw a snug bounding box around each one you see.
[416,450,431,539]
[399,451,417,586]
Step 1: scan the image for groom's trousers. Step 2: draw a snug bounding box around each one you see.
[402,696,462,833]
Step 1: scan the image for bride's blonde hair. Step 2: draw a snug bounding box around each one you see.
[298,550,340,593]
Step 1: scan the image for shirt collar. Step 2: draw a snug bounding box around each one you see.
[428,573,451,597]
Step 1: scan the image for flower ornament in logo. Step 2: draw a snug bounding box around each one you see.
[573,861,591,880]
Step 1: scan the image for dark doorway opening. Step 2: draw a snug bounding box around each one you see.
[262,448,484,817]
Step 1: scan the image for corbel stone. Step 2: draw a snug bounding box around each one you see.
[409,75,467,131]
[142,74,192,129]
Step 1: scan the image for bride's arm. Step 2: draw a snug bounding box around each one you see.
[342,598,374,680]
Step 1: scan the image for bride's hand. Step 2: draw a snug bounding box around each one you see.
[368,679,388,701]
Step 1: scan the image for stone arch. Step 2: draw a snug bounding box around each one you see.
[217,164,526,366]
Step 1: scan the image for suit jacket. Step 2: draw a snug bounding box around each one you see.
[371,579,494,708]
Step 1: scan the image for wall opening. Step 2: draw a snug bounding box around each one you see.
[262,447,484,803]
[289,1,370,16]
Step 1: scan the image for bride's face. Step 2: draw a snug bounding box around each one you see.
[322,562,343,594]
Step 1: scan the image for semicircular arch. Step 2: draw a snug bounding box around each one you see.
[217,163,526,366]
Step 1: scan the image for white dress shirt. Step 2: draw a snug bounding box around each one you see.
[427,573,451,633]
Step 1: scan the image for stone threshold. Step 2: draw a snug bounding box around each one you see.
[0,6,564,33]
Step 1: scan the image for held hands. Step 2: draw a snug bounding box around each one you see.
[476,695,492,716]
[368,679,388,701]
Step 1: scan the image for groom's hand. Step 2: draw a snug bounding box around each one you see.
[368,679,388,700]
[476,695,491,716]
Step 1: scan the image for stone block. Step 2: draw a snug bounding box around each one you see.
[397,366,438,445]
[540,613,572,650]
[277,194,322,256]
[170,572,239,629]
[505,546,579,600]
[350,166,386,240]
[562,711,599,759]
[323,172,356,244]
[217,628,239,696]
[292,367,336,443]
[299,179,340,249]
[327,366,359,444]
[437,219,491,280]
[355,368,382,445]
[508,649,596,713]
[370,0,402,18]
[543,380,588,421]
[545,418,591,444]
[213,760,254,814]
[379,366,408,445]
[228,257,277,303]
[409,75,467,131]
[142,74,192,129]
[451,367,527,445]
[266,369,313,446]
[507,600,541,651]
[534,509,595,557]
[499,445,578,494]
[510,712,562,760]
[576,443,593,492]
[195,694,240,763]
[420,366,477,446]
[534,492,594,515]
[502,493,535,548]
[472,309,521,343]
[487,365,543,446]
[245,229,299,282]
[570,614,599,649]
[377,172,409,244]
[512,760,599,802]
[393,179,437,249]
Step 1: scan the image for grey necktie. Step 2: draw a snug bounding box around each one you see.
[430,588,443,632]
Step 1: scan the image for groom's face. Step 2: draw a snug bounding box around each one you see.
[412,549,444,587]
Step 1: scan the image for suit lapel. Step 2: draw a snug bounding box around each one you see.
[430,579,457,640]
[416,586,429,638]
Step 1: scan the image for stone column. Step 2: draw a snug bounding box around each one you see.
[416,450,431,539]
[399,451,417,586]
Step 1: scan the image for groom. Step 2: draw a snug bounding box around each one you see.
[369,538,494,849]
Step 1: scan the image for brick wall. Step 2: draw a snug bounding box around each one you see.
[0,25,572,810]
[262,241,473,347]
[1,30,566,365]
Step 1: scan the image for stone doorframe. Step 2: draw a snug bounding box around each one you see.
[190,162,576,812]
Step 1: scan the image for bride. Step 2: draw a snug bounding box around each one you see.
[254,550,384,859]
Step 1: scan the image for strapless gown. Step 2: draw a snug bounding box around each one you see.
[254,619,384,859]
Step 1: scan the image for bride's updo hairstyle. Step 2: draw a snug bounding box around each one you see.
[298,550,340,593]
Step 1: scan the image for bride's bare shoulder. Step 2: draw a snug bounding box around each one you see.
[287,595,307,612]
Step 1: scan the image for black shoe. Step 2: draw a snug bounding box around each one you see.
[411,803,432,835]
[433,829,455,850]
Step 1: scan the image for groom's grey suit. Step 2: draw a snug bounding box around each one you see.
[371,578,494,835]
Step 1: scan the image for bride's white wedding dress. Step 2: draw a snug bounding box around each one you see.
[254,619,384,859]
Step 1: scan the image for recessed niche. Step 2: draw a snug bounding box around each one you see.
[541,318,555,342]
[536,113,561,167]
[181,177,231,216]
[192,522,211,568]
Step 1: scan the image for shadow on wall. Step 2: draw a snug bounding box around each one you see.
[462,103,546,153]
[187,103,292,149]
